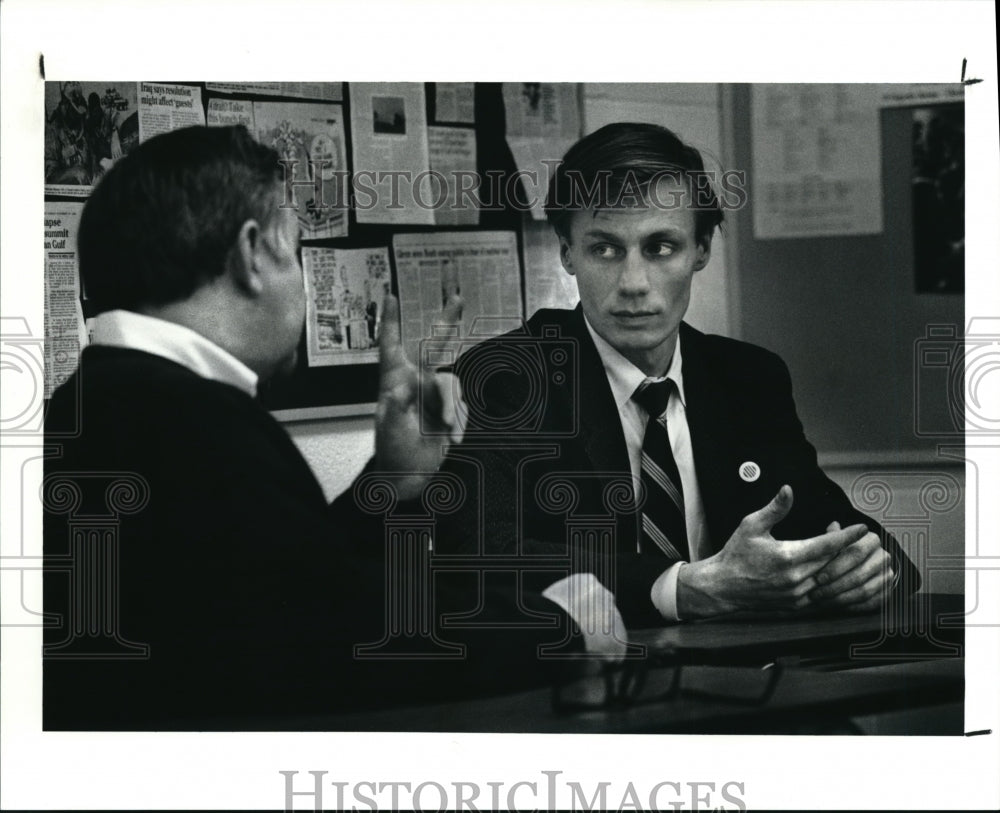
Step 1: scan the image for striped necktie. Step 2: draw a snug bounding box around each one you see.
[633,378,689,561]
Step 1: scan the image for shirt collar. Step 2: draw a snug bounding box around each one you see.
[582,314,687,411]
[90,310,259,397]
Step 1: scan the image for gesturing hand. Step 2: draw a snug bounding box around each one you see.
[676,485,870,619]
[808,521,895,613]
[374,293,465,501]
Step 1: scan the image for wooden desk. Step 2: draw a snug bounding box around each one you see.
[311,659,962,734]
[632,592,964,665]
[286,593,965,734]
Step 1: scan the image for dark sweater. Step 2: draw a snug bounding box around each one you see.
[44,346,576,729]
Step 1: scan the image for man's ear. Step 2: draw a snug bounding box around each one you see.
[693,236,712,273]
[229,218,266,296]
[558,233,575,275]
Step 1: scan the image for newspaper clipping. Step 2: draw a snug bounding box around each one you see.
[302,246,391,366]
[434,82,475,124]
[393,231,523,363]
[207,98,255,129]
[428,126,479,226]
[137,82,206,142]
[206,82,344,102]
[503,83,581,220]
[522,216,579,316]
[44,82,139,198]
[43,203,88,398]
[349,83,434,226]
[255,102,349,240]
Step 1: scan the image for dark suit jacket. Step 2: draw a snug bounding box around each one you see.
[43,346,577,729]
[437,306,920,626]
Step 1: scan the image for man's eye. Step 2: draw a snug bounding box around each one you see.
[591,244,621,259]
[647,243,674,257]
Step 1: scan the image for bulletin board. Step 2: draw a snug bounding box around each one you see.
[727,84,965,461]
[43,82,581,421]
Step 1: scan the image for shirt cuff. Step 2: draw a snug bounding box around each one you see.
[650,561,687,622]
[542,573,628,662]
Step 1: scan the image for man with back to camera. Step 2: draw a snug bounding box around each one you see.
[42,125,623,729]
[437,122,919,626]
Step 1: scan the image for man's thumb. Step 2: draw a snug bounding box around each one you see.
[745,484,794,534]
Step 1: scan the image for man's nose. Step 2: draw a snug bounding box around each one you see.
[618,251,652,296]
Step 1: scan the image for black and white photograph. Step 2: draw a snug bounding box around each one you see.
[1,1,998,811]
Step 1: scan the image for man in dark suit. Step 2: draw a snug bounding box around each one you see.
[438,123,919,627]
[43,125,607,730]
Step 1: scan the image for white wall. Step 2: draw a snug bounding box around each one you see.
[287,416,373,502]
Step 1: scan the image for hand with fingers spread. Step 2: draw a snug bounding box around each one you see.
[807,521,896,613]
[675,485,871,619]
[374,293,466,500]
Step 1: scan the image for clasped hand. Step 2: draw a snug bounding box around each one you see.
[678,485,895,618]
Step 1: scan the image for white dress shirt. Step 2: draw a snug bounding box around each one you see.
[90,309,259,397]
[583,316,708,622]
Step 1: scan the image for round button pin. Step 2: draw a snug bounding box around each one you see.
[739,461,761,482]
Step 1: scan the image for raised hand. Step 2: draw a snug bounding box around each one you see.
[676,485,869,619]
[374,293,465,500]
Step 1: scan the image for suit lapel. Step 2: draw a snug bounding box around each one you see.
[563,307,638,547]
[561,307,631,473]
[679,323,739,552]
